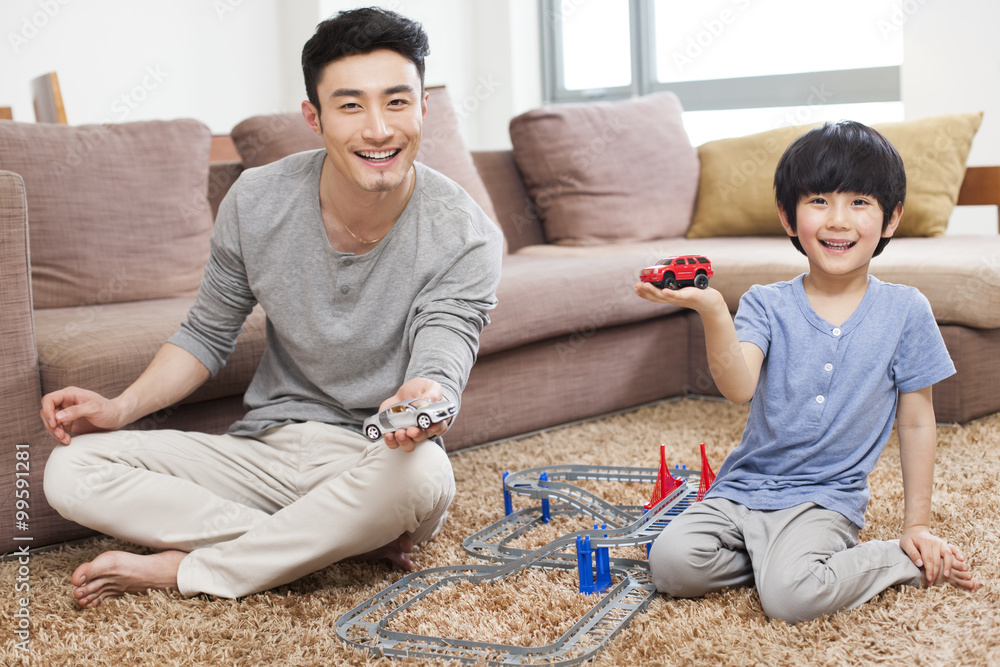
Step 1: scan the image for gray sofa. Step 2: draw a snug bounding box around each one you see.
[2,89,998,553]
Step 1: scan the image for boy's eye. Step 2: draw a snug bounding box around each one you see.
[852,198,870,206]
[809,197,827,205]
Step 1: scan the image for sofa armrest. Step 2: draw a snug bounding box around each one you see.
[208,160,243,221]
[0,170,61,551]
[957,165,1000,232]
[472,150,546,252]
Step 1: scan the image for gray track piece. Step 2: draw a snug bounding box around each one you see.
[336,461,702,665]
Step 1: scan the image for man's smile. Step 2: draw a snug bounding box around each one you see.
[356,148,402,163]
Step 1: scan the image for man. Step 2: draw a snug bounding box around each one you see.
[41,8,503,608]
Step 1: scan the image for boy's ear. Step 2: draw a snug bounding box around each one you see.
[883,202,903,237]
[777,204,796,238]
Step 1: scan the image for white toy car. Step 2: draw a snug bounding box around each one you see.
[362,398,456,441]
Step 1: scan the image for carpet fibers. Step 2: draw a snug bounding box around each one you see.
[3,398,998,666]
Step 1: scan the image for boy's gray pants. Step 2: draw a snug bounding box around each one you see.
[44,421,455,598]
[649,497,923,623]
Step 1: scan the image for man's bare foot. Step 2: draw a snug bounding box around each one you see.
[350,534,415,571]
[924,557,981,591]
[71,550,186,609]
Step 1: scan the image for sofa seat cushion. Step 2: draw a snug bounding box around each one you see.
[34,298,267,408]
[515,235,1000,329]
[0,119,215,309]
[479,254,681,356]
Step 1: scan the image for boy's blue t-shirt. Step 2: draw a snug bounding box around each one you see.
[706,274,955,528]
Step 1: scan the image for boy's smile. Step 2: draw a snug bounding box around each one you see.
[781,191,901,282]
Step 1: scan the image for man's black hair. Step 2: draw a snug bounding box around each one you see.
[302,7,430,113]
[774,121,906,258]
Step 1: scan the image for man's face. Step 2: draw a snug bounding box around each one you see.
[303,49,427,195]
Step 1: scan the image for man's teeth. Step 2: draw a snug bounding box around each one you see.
[357,150,399,161]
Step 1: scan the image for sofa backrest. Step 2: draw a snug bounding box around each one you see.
[471,150,545,253]
[0,118,214,309]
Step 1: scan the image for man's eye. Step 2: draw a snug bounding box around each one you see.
[388,99,408,107]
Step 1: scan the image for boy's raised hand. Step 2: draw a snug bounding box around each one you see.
[633,281,726,314]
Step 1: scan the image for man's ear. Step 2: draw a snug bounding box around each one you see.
[777,204,796,238]
[421,91,429,120]
[884,202,903,238]
[302,100,322,136]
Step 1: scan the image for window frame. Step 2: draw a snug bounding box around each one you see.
[540,0,900,111]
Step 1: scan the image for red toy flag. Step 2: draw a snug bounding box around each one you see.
[645,444,682,510]
[696,442,716,502]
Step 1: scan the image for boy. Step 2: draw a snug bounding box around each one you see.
[635,121,979,623]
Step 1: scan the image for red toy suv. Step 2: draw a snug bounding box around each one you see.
[639,255,713,290]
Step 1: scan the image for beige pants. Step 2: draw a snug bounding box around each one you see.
[649,498,922,623]
[43,422,455,598]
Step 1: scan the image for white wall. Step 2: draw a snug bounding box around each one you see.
[1,0,292,132]
[0,0,541,144]
[902,0,1000,233]
[2,1,995,168]
[316,0,541,150]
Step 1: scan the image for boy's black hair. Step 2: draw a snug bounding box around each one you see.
[774,120,906,257]
[302,7,430,113]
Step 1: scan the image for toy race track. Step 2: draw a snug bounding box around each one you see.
[335,446,714,665]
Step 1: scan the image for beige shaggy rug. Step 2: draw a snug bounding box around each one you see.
[2,398,998,666]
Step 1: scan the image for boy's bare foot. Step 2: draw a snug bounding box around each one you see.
[71,550,186,609]
[350,533,415,571]
[924,557,981,591]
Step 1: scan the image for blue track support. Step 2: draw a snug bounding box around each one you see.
[503,471,513,516]
[642,509,651,557]
[540,471,550,523]
[577,532,612,595]
[576,535,592,593]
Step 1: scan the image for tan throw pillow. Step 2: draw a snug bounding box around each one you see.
[0,118,214,309]
[509,92,699,245]
[687,123,818,238]
[230,86,498,226]
[874,112,983,236]
[687,112,984,239]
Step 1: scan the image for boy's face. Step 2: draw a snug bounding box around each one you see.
[779,191,902,279]
[301,49,427,196]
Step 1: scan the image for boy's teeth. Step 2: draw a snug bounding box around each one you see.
[822,240,854,249]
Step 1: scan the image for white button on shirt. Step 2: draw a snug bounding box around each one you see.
[825,363,834,372]
[832,328,841,336]
[816,395,825,404]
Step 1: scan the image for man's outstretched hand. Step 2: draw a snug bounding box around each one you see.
[378,378,450,452]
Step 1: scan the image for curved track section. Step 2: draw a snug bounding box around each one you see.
[336,462,701,665]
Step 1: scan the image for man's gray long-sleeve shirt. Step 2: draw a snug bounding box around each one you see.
[168,149,503,437]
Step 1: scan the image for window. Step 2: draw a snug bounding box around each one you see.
[541,0,905,143]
